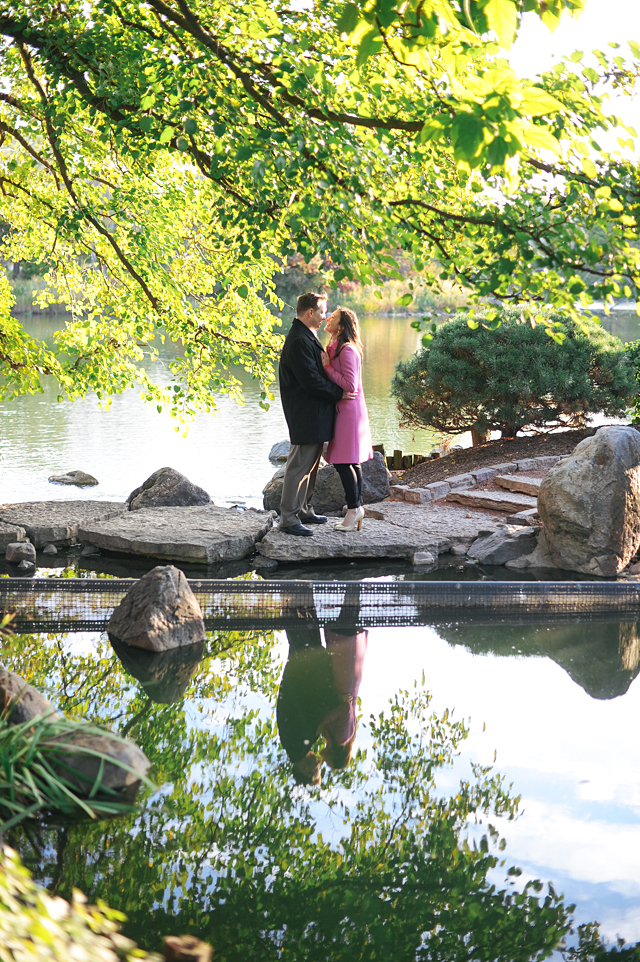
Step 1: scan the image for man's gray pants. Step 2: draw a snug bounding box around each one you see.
[279,443,323,528]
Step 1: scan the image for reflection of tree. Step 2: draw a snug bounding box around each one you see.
[0,629,613,960]
[438,622,640,700]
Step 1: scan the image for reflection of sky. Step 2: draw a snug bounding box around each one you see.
[39,622,640,945]
[357,626,640,943]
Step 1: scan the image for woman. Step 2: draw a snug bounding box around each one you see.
[321,308,373,532]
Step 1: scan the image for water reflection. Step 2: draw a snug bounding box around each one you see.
[439,621,640,699]
[2,624,638,959]
[277,625,368,784]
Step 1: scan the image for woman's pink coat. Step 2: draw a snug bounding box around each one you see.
[324,342,373,465]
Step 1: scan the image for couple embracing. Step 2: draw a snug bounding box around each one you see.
[278,291,373,536]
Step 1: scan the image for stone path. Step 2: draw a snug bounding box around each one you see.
[78,505,274,563]
[0,501,126,547]
[257,503,504,562]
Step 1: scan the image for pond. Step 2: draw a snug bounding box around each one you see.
[2,309,638,509]
[4,615,640,959]
[0,313,440,509]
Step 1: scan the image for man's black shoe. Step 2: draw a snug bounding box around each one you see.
[279,523,313,537]
[299,513,328,524]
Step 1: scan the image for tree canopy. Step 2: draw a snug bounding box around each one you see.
[0,0,639,415]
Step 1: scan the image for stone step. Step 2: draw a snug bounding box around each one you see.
[78,506,274,563]
[363,502,501,544]
[446,490,538,513]
[0,501,126,548]
[495,474,543,496]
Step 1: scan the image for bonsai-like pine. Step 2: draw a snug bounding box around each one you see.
[392,310,638,444]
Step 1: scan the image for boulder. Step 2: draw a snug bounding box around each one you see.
[50,729,150,792]
[108,564,206,651]
[505,528,560,570]
[262,453,390,514]
[48,470,99,487]
[5,542,36,564]
[537,425,640,577]
[127,467,211,511]
[467,526,538,565]
[0,668,60,724]
[111,639,204,703]
[42,543,57,556]
[17,559,35,571]
[268,440,291,462]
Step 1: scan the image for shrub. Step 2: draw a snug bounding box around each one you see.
[391,309,637,443]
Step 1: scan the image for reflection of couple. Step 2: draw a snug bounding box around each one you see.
[276,626,368,785]
[278,291,373,535]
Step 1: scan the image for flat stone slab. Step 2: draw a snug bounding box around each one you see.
[78,506,274,563]
[495,474,543,496]
[0,501,126,547]
[363,502,502,544]
[0,524,27,551]
[446,490,538,513]
[257,519,446,561]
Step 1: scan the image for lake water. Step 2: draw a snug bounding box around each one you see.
[5,616,640,958]
[1,310,637,509]
[0,314,441,509]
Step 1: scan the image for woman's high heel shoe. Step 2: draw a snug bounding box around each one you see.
[334,505,365,532]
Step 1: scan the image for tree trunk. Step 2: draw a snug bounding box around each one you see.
[470,426,490,447]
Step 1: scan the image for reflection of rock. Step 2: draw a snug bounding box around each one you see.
[111,639,204,703]
[108,564,206,651]
[0,668,60,724]
[438,621,640,699]
[262,453,390,513]
[127,467,211,511]
[48,470,99,487]
[538,426,640,576]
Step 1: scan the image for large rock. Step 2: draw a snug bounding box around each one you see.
[0,523,27,550]
[78,505,273,563]
[108,565,206,651]
[467,526,538,565]
[112,639,204,703]
[5,542,36,564]
[0,668,149,793]
[50,729,150,792]
[0,668,60,724]
[127,467,211,511]
[262,453,390,514]
[446,489,538,512]
[0,501,126,548]
[538,426,640,577]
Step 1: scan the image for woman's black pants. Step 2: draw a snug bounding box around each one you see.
[334,462,363,509]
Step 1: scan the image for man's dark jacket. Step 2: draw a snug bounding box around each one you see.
[279,318,342,445]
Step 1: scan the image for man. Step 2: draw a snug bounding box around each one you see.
[278,291,352,536]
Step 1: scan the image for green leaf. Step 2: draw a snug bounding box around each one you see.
[484,0,518,46]
[337,2,360,39]
[518,88,564,117]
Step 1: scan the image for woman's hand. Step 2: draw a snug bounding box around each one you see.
[321,350,330,367]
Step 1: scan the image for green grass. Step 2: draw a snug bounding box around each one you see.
[0,711,154,832]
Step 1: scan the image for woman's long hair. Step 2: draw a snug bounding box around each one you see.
[333,308,364,358]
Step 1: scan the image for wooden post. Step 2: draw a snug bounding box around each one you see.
[386,456,394,469]
[393,449,403,470]
[372,443,385,457]
[402,454,413,470]
[163,935,213,962]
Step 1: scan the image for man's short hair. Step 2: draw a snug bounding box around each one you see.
[297,291,327,315]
